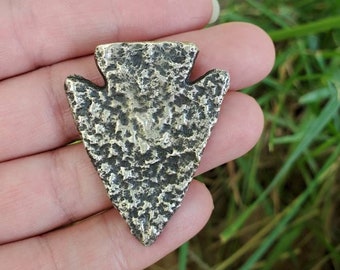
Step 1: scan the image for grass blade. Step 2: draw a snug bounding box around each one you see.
[269,16,340,41]
[178,242,189,270]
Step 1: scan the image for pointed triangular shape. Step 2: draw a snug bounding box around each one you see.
[65,42,230,246]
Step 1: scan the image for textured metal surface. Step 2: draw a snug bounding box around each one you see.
[65,42,230,246]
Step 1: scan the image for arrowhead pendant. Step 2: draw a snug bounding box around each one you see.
[65,42,230,246]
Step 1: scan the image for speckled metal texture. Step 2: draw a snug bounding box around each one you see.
[65,42,230,246]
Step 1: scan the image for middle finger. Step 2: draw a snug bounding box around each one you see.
[0,23,274,162]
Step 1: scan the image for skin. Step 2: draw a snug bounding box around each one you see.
[0,0,275,269]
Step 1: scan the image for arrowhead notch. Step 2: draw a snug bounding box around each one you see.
[65,42,230,246]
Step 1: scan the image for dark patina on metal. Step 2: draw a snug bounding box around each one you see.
[65,42,230,246]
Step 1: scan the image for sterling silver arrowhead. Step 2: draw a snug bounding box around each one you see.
[65,42,230,246]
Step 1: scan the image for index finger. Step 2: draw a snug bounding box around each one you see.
[0,0,213,80]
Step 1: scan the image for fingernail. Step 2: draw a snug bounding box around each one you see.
[209,0,220,24]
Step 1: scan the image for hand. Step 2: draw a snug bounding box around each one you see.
[0,0,275,269]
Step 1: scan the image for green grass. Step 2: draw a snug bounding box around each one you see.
[148,1,340,269]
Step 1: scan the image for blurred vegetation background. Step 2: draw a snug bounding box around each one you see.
[148,1,340,269]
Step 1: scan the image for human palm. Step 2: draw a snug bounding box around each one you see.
[0,0,274,269]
